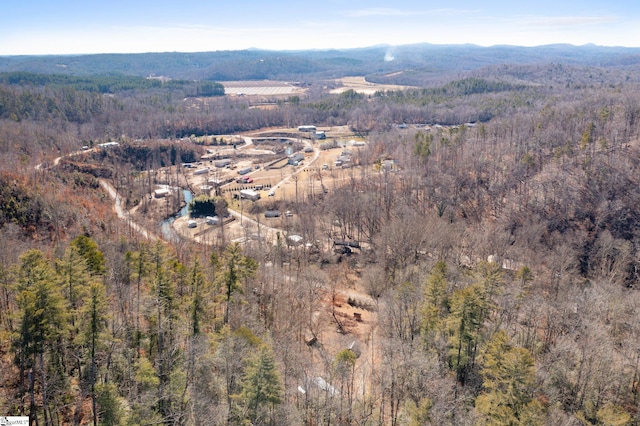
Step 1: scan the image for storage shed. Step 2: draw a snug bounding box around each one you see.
[154,187,171,198]
[240,189,260,201]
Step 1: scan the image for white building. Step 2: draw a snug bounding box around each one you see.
[98,141,119,149]
[153,187,171,198]
[240,189,260,201]
[214,159,231,168]
[194,168,210,175]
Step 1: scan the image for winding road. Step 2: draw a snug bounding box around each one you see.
[39,134,321,245]
[98,179,158,241]
[37,148,160,242]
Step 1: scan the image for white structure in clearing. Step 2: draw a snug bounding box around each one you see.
[240,189,260,201]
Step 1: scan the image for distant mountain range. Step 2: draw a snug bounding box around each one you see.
[1,44,640,83]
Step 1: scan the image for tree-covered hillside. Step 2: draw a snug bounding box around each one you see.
[2,43,640,82]
[3,48,640,424]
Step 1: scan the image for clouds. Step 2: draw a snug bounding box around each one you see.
[518,15,619,28]
[343,7,477,18]
[344,7,417,17]
[0,0,638,54]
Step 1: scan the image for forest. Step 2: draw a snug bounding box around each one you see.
[2,45,640,425]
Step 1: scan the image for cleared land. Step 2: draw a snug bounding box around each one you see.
[222,80,305,96]
[330,76,415,94]
[222,77,413,98]
[166,128,368,247]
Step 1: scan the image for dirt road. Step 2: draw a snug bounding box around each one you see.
[99,179,158,241]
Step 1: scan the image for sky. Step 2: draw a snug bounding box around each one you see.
[1,0,639,55]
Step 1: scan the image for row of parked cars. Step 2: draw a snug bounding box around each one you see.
[236,176,253,184]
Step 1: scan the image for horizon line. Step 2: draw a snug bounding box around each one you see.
[2,41,639,58]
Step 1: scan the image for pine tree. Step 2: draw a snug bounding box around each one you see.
[447,283,486,385]
[189,259,208,337]
[55,244,91,330]
[421,261,449,341]
[55,245,95,390]
[126,244,151,357]
[70,235,106,276]
[217,243,258,325]
[149,241,179,421]
[79,281,109,426]
[240,344,283,425]
[476,260,504,300]
[475,330,545,425]
[14,249,67,425]
[182,258,214,419]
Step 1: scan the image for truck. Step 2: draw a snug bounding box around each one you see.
[238,167,252,175]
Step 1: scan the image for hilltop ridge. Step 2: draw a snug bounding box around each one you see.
[2,43,640,82]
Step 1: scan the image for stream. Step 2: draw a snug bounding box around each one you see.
[160,189,193,242]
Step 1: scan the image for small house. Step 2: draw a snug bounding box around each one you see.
[154,187,171,198]
[289,153,304,165]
